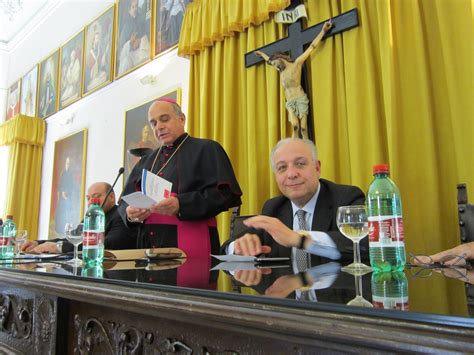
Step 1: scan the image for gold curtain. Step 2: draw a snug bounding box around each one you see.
[180,0,472,309]
[0,115,45,240]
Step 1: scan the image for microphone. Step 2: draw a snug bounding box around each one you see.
[101,167,124,209]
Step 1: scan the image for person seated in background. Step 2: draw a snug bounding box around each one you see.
[22,182,137,253]
[223,138,368,263]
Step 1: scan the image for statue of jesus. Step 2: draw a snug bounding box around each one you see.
[256,21,333,139]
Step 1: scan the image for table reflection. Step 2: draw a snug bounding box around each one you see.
[1,256,472,319]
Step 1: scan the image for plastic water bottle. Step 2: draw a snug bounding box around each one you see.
[0,218,5,259]
[366,164,406,272]
[82,264,104,278]
[83,198,105,265]
[1,215,16,259]
[371,271,409,310]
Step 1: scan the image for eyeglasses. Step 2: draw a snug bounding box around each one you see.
[406,252,472,282]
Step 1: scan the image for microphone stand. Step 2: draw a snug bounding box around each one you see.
[101,167,124,209]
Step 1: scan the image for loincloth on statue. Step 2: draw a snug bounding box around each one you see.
[286,94,310,120]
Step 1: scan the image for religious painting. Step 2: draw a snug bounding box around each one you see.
[20,65,39,117]
[38,50,59,119]
[83,5,115,96]
[59,30,84,109]
[123,88,180,183]
[5,79,21,120]
[49,129,87,239]
[115,0,152,78]
[155,0,191,56]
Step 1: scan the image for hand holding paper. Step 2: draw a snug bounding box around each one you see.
[122,169,173,209]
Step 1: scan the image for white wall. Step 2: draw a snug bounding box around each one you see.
[2,1,190,238]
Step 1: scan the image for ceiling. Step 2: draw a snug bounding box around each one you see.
[0,0,59,52]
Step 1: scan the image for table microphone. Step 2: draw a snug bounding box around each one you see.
[101,167,124,209]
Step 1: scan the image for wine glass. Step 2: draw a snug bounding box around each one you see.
[64,222,83,266]
[336,205,372,274]
[13,230,28,258]
[347,273,373,307]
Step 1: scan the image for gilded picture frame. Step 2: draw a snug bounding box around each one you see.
[115,0,153,79]
[122,87,181,183]
[83,5,115,96]
[48,129,88,238]
[5,79,21,120]
[38,50,59,119]
[59,30,85,109]
[154,0,191,57]
[20,65,39,117]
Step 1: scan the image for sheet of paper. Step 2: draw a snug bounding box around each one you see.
[141,169,172,203]
[121,191,158,209]
[211,254,257,262]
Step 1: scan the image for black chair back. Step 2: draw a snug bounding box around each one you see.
[457,184,474,243]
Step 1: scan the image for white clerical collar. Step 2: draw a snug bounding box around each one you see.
[291,183,321,217]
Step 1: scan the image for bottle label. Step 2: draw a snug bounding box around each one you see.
[372,296,409,310]
[83,231,104,246]
[0,237,9,246]
[368,216,404,243]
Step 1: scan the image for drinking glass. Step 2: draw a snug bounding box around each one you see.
[64,223,83,266]
[336,205,372,274]
[347,273,373,307]
[13,230,28,258]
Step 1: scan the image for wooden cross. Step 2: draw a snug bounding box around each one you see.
[245,1,359,141]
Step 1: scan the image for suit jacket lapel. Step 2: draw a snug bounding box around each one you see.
[312,182,333,232]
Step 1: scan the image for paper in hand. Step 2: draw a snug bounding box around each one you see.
[121,169,173,208]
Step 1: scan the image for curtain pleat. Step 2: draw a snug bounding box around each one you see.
[0,115,45,240]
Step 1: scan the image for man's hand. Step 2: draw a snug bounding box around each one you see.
[234,233,272,256]
[21,240,38,252]
[234,268,272,287]
[30,242,59,254]
[426,242,474,265]
[265,274,303,298]
[322,20,333,33]
[243,215,302,248]
[150,196,179,216]
[126,205,152,223]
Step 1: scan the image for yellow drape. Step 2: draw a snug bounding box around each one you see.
[180,0,472,310]
[0,115,45,240]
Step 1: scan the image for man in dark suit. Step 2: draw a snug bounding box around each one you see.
[225,138,367,261]
[23,182,137,253]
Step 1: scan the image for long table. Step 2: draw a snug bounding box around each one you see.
[0,256,473,353]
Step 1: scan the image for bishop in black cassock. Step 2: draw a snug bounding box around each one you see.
[118,98,242,258]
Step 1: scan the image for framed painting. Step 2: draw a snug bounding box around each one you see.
[5,79,21,120]
[115,0,152,78]
[48,129,88,238]
[38,50,59,119]
[20,65,39,117]
[155,0,191,56]
[123,88,180,183]
[59,30,84,109]
[83,5,115,96]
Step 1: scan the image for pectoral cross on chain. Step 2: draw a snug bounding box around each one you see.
[245,0,359,142]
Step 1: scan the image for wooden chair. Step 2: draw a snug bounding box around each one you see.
[457,184,474,243]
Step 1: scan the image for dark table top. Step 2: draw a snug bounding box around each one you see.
[1,255,473,328]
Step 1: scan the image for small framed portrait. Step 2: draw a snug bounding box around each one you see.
[38,50,59,119]
[5,79,21,120]
[59,30,85,109]
[155,0,191,56]
[83,5,115,95]
[115,0,152,78]
[20,65,39,117]
[49,129,88,238]
[123,88,181,183]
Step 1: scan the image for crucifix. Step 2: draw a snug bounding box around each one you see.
[245,1,359,141]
